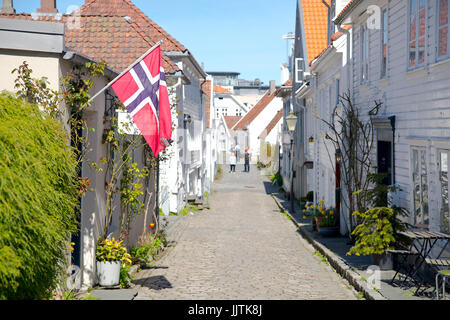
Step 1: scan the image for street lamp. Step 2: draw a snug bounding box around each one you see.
[286,110,298,133]
[286,110,298,213]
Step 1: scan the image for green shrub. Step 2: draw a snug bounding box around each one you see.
[0,93,79,299]
[270,172,283,186]
[347,207,396,256]
[306,191,314,202]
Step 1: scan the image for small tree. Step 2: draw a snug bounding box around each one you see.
[314,91,382,235]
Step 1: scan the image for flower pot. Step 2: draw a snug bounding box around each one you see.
[370,253,393,270]
[314,217,339,237]
[318,226,339,237]
[96,261,121,287]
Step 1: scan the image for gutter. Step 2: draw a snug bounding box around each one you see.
[334,0,364,25]
[295,82,310,100]
[165,50,207,80]
[310,45,335,72]
[63,51,118,79]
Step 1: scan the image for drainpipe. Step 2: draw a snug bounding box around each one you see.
[321,0,331,46]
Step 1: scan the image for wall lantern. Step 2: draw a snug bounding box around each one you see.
[335,148,342,163]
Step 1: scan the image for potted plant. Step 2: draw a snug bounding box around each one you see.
[347,207,396,269]
[313,203,339,237]
[96,237,132,287]
[348,172,411,269]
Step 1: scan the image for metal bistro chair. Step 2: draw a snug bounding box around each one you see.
[435,269,450,300]
[388,248,418,287]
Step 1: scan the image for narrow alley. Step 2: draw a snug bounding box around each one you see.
[132,165,357,300]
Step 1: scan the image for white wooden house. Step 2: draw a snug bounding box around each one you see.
[295,0,450,247]
[332,0,450,246]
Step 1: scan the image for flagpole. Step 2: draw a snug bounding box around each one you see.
[87,39,164,104]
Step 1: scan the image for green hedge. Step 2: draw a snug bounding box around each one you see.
[0,93,79,299]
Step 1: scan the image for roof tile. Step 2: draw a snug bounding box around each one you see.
[303,0,330,64]
[0,13,180,75]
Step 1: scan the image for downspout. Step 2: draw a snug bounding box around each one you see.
[321,0,332,46]
[390,116,396,185]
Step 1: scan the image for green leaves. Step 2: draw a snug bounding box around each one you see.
[96,238,132,265]
[0,93,79,299]
[347,207,396,256]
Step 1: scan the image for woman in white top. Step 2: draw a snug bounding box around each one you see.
[230,151,237,172]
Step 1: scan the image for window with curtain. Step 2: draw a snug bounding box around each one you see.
[409,0,427,68]
[412,148,429,227]
[438,0,449,58]
[438,150,450,233]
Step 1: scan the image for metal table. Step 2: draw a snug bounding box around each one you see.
[398,230,450,293]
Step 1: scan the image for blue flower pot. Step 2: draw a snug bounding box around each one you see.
[318,227,339,237]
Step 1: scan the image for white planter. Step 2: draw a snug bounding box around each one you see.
[370,253,393,270]
[96,261,121,287]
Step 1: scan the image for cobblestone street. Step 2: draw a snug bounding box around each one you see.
[133,165,358,300]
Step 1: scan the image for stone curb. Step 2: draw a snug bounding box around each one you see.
[270,194,387,301]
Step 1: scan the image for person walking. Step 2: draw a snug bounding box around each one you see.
[235,143,240,162]
[244,147,250,172]
[230,150,237,172]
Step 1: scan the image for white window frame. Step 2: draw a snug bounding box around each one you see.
[360,24,369,83]
[437,149,450,234]
[437,0,450,61]
[295,58,305,84]
[407,0,427,69]
[411,147,429,228]
[381,8,388,78]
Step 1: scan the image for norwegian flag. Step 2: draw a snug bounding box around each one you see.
[111,45,172,157]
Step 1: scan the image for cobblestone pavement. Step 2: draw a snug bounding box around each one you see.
[133,165,358,300]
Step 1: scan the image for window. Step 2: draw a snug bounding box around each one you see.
[412,148,429,227]
[361,24,369,82]
[438,0,449,58]
[438,150,450,233]
[381,9,388,78]
[408,0,427,68]
[295,58,304,83]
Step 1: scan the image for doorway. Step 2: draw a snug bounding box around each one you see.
[377,140,392,206]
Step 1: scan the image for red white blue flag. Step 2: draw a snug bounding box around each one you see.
[111,45,172,157]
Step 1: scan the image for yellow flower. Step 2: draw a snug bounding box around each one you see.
[318,205,322,211]
[302,215,306,219]
[319,200,324,205]
[330,210,334,215]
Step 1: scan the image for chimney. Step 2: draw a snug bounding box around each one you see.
[269,80,276,95]
[0,0,15,14]
[37,0,58,13]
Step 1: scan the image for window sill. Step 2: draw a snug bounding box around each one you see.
[375,77,389,84]
[406,65,426,76]
[358,81,370,88]
[429,57,450,70]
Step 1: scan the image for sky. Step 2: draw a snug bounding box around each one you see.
[12,0,297,86]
